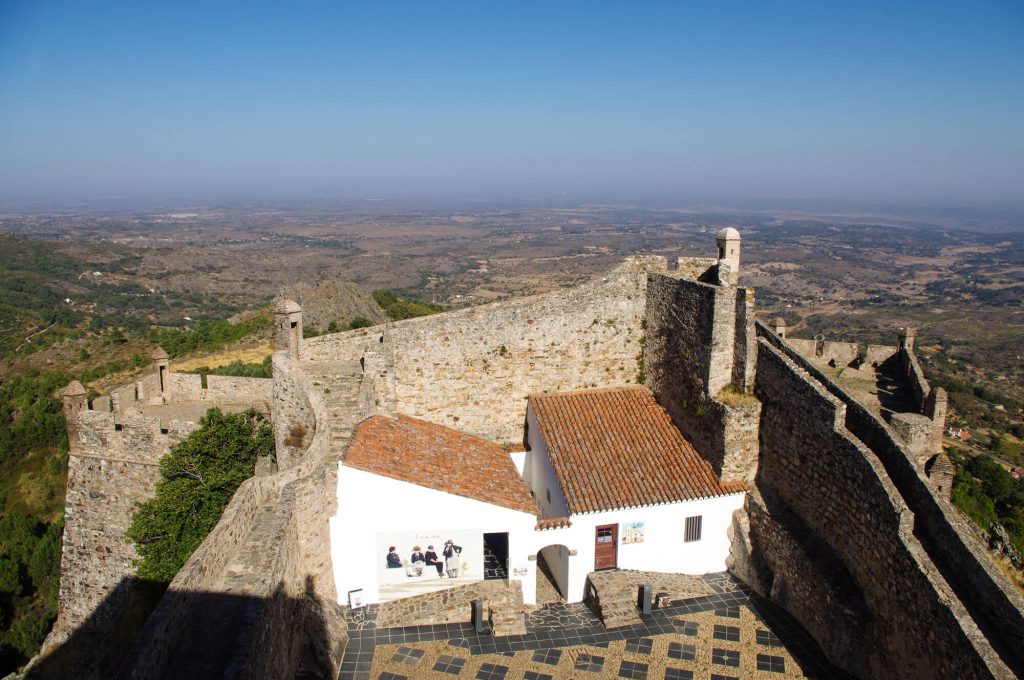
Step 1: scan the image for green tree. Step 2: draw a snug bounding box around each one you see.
[0,558,20,595]
[347,315,373,330]
[28,520,63,602]
[185,356,272,380]
[372,290,444,321]
[125,408,273,583]
[951,472,997,529]
[6,614,50,659]
[0,513,43,566]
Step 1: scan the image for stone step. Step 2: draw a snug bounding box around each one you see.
[488,607,527,637]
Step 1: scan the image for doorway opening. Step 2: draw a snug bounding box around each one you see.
[537,544,569,602]
[483,532,508,580]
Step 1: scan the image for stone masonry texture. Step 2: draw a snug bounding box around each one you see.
[753,339,1014,679]
[300,256,666,443]
[643,272,760,483]
[38,246,1024,680]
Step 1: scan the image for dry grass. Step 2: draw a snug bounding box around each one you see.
[992,554,1024,594]
[284,423,307,449]
[716,384,759,407]
[170,343,273,372]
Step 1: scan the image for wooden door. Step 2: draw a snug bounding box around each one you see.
[594,524,617,570]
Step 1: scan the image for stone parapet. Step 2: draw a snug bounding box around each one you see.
[754,338,1017,678]
[372,580,524,629]
[727,493,873,675]
[758,321,1024,674]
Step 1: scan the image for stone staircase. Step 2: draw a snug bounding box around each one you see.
[305,360,366,456]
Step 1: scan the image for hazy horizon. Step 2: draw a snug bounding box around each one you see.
[2,1,1022,207]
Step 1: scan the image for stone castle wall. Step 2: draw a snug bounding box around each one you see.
[786,330,947,457]
[897,341,948,454]
[373,580,524,629]
[116,472,281,679]
[752,339,1013,679]
[271,353,320,469]
[119,352,349,679]
[728,491,874,674]
[54,409,198,650]
[301,256,665,443]
[643,272,760,483]
[758,322,1024,667]
[785,338,896,370]
[43,364,273,677]
[167,373,272,407]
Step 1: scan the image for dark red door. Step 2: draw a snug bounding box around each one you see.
[594,524,617,570]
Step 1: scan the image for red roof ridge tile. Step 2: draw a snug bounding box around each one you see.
[528,384,647,400]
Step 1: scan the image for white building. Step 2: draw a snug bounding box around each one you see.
[523,386,746,603]
[329,386,745,609]
[329,414,540,606]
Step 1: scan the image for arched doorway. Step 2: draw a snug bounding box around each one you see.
[536,544,570,603]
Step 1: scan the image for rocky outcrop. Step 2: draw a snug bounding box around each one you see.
[277,280,387,332]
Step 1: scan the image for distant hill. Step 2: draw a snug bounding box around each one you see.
[277,280,387,332]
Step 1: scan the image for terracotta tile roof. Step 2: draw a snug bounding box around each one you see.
[344,414,538,515]
[528,386,743,514]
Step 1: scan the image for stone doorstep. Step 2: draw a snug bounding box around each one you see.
[488,606,527,637]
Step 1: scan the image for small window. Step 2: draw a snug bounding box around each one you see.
[684,515,703,542]
[545,488,552,503]
[114,423,123,431]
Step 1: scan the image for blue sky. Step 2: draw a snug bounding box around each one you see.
[1,0,1022,205]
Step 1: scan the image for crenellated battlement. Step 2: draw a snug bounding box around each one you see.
[45,350,272,672]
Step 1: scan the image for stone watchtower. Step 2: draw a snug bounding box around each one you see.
[771,317,786,339]
[152,346,170,403]
[897,326,916,353]
[716,227,741,286]
[275,299,303,360]
[57,381,88,454]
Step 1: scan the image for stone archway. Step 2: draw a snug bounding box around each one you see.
[537,544,570,603]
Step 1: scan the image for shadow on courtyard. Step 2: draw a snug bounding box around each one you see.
[24,575,339,680]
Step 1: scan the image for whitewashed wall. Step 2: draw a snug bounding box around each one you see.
[530,494,745,602]
[331,465,539,605]
[524,408,570,518]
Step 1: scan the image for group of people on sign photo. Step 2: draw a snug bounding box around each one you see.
[385,540,462,578]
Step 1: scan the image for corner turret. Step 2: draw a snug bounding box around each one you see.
[275,299,303,360]
[716,227,741,286]
[152,346,170,402]
[897,326,916,353]
[58,380,88,453]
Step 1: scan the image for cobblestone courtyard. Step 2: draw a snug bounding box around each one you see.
[340,573,853,679]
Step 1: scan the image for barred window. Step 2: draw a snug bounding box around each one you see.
[684,515,703,542]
